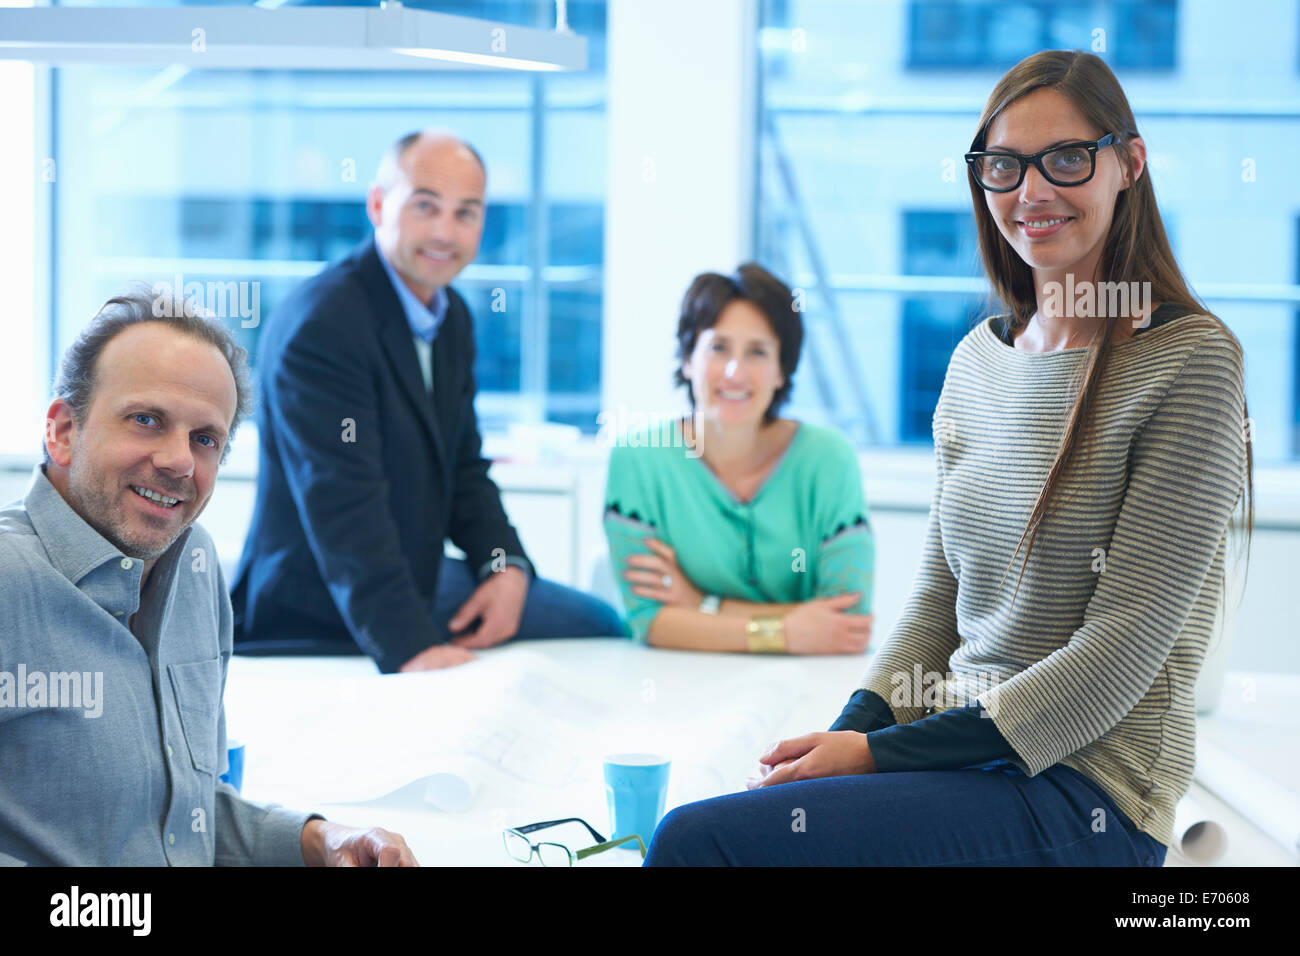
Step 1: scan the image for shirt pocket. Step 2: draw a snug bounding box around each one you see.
[166,658,221,775]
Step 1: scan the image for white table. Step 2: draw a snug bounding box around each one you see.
[224,641,1297,867]
[224,639,859,867]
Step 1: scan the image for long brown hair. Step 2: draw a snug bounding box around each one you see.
[968,50,1255,607]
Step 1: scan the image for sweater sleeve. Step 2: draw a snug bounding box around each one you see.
[602,444,661,644]
[828,688,896,733]
[978,335,1248,776]
[866,706,1015,771]
[854,421,963,724]
[829,688,1017,771]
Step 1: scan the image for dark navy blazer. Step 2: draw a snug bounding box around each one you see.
[231,237,531,673]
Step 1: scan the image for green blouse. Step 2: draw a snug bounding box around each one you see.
[602,419,875,643]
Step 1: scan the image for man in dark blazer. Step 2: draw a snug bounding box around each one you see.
[232,130,623,673]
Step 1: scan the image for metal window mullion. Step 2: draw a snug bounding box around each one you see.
[520,71,549,424]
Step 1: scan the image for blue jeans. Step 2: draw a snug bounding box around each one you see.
[432,557,627,640]
[644,759,1167,866]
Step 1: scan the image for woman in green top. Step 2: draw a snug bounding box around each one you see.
[602,263,875,652]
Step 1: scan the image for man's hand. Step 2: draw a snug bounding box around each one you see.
[624,538,703,609]
[399,643,477,672]
[745,731,876,789]
[301,819,419,866]
[448,565,529,650]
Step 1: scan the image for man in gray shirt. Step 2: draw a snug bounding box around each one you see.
[0,289,418,866]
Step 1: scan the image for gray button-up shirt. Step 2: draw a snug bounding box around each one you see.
[0,466,318,865]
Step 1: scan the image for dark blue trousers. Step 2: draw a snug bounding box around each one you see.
[644,759,1168,866]
[432,557,626,640]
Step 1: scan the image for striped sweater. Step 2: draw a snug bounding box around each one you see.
[857,312,1248,848]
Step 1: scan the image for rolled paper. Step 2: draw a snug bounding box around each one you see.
[422,766,480,813]
[1195,739,1300,859]
[1171,791,1227,865]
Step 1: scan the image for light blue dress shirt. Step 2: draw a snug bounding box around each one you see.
[375,240,449,394]
[0,467,320,866]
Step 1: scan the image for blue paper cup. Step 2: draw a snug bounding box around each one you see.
[220,739,245,793]
[603,753,670,850]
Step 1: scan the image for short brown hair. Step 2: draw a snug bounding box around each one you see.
[48,284,252,465]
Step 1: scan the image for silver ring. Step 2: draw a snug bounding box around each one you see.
[661,574,672,588]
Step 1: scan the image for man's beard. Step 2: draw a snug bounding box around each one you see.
[65,458,187,561]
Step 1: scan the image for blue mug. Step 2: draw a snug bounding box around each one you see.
[220,740,245,793]
[603,753,671,849]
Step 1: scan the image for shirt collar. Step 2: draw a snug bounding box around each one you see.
[375,240,449,344]
[23,464,192,591]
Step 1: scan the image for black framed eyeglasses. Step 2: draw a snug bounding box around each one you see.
[502,817,647,866]
[965,133,1121,192]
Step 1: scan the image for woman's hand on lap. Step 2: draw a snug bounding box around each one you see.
[747,732,876,789]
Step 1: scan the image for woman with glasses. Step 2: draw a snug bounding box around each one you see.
[601,263,875,654]
[644,50,1253,866]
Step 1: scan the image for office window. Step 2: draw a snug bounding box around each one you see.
[757,0,1300,461]
[1295,215,1300,458]
[48,0,608,435]
[907,0,1177,72]
[899,211,983,443]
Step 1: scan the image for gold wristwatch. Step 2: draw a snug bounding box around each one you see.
[746,615,787,653]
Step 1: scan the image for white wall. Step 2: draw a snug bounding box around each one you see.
[601,0,757,424]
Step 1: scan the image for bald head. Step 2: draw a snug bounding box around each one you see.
[366,128,488,302]
[373,129,486,195]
